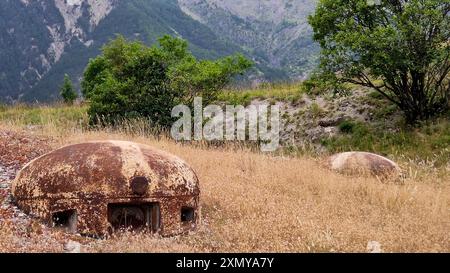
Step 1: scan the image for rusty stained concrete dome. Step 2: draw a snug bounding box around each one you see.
[11,141,200,237]
[327,152,401,178]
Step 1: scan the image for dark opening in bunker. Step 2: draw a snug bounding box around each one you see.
[52,210,77,233]
[181,207,195,222]
[108,203,160,233]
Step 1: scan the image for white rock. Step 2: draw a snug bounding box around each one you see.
[64,240,82,253]
[367,241,383,253]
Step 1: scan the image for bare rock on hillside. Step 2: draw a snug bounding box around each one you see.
[318,116,345,127]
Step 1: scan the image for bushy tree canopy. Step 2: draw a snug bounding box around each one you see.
[60,74,78,105]
[82,35,252,126]
[309,0,450,123]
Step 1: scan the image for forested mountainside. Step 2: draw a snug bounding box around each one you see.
[178,0,318,79]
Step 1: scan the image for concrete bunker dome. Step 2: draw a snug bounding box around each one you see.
[11,140,200,236]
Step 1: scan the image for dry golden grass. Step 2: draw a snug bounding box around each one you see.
[86,132,450,253]
[1,121,448,253]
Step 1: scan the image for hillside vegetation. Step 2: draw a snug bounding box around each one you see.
[219,83,449,174]
[0,82,448,178]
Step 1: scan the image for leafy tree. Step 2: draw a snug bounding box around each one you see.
[82,35,252,126]
[309,0,450,123]
[60,74,78,105]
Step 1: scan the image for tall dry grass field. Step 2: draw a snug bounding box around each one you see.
[1,119,449,253]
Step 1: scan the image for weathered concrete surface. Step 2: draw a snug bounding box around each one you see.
[12,140,201,237]
[0,130,101,252]
[327,152,401,178]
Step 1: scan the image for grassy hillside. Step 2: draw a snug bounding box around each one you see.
[218,82,304,105]
[219,84,449,172]
[0,84,448,178]
[0,110,449,252]
[0,104,88,130]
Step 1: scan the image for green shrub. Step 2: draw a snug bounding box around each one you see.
[60,74,78,105]
[301,71,348,96]
[82,35,252,127]
[309,0,450,123]
[338,120,355,134]
[309,102,325,119]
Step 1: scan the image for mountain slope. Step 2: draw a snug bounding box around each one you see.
[1,0,243,102]
[0,0,319,102]
[178,0,319,80]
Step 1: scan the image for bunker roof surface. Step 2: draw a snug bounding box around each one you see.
[12,141,200,201]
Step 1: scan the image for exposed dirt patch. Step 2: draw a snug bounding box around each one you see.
[0,130,88,253]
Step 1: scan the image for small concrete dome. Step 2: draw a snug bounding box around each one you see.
[327,152,401,177]
[12,141,200,236]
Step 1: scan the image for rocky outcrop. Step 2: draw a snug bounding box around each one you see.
[0,0,117,101]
